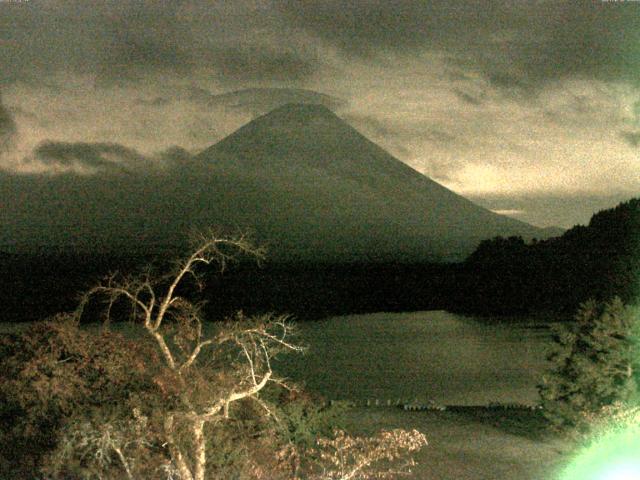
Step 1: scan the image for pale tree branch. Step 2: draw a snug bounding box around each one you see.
[178,339,214,372]
[112,446,134,480]
[240,342,258,385]
[163,415,194,480]
[251,395,279,423]
[153,232,265,332]
[72,232,306,480]
[199,370,273,420]
[152,330,177,371]
[224,370,272,415]
[192,419,206,480]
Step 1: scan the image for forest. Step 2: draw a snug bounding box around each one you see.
[1,198,638,324]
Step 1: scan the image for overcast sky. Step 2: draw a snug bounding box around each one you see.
[1,0,639,228]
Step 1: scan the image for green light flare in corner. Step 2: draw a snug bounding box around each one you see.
[558,431,640,479]
[557,423,640,480]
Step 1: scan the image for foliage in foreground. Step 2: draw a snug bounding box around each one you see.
[307,428,427,480]
[576,401,640,445]
[0,316,155,478]
[0,233,427,479]
[538,297,640,434]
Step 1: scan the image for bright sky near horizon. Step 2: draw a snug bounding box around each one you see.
[0,0,639,228]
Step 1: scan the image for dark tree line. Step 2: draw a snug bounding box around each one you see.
[452,198,640,316]
[0,254,455,322]
[1,198,637,323]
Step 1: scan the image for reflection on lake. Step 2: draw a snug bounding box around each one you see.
[274,310,554,406]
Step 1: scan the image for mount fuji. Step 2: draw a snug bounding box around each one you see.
[0,103,559,262]
[192,103,557,261]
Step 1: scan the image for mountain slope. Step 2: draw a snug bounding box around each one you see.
[194,103,555,261]
[0,103,557,261]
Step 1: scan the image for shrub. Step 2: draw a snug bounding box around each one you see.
[274,389,350,449]
[538,297,640,433]
[577,401,640,445]
[305,428,428,480]
[0,316,156,478]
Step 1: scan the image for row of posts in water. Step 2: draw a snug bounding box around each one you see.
[327,399,542,411]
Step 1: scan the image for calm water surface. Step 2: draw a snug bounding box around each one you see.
[274,310,554,405]
[1,310,555,406]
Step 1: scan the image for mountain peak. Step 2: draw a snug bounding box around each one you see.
[246,102,343,129]
[5,102,559,262]
[267,102,338,116]
[197,102,366,169]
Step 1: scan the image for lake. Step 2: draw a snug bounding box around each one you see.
[1,310,555,406]
[274,310,555,406]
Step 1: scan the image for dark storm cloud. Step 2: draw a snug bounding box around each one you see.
[11,0,210,83]
[0,0,319,86]
[26,140,195,174]
[135,96,172,107]
[280,1,640,88]
[621,131,640,148]
[279,1,510,53]
[0,96,17,152]
[32,141,146,172]
[452,89,483,106]
[211,48,316,83]
[2,1,637,89]
[0,1,104,85]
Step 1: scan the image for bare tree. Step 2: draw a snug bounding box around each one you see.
[3,231,428,479]
[77,231,304,480]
